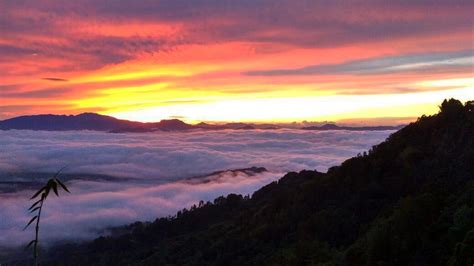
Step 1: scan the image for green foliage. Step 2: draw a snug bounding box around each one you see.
[46,99,473,265]
[25,170,70,266]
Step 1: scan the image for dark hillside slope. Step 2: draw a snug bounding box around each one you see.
[47,99,473,266]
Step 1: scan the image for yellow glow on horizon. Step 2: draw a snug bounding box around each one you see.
[415,77,474,88]
[107,86,473,123]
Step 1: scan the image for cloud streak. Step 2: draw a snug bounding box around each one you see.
[245,50,474,76]
[0,88,67,99]
[42,78,68,82]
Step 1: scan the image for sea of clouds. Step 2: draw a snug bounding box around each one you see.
[0,129,393,247]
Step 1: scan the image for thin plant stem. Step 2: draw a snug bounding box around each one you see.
[33,194,44,266]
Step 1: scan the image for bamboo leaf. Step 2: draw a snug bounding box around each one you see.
[28,200,41,211]
[23,216,38,230]
[29,206,41,213]
[52,182,59,196]
[26,240,36,249]
[44,187,50,199]
[56,178,70,193]
[30,187,45,200]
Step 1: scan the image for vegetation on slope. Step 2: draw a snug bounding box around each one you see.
[47,99,473,265]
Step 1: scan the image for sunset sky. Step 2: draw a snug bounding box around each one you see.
[0,0,473,123]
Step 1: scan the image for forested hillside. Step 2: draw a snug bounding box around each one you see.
[47,99,473,265]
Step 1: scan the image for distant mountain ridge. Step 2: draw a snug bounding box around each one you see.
[0,113,139,131]
[0,113,403,132]
[302,123,405,131]
[0,113,196,132]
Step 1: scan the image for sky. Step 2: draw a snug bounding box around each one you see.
[0,0,473,123]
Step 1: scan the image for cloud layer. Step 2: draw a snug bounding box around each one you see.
[0,129,391,179]
[0,129,392,247]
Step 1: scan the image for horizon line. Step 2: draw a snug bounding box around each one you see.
[0,111,418,126]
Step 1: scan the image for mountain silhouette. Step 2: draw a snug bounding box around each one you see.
[110,119,194,133]
[0,113,197,132]
[0,113,403,132]
[0,113,144,131]
[302,123,404,131]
